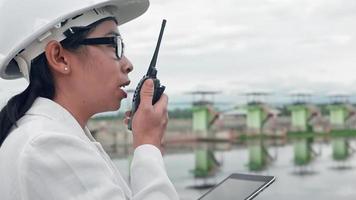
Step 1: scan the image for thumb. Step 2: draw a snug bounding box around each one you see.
[140,79,154,106]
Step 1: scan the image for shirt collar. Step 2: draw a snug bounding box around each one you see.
[26,97,96,142]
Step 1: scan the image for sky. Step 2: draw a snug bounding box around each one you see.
[1,0,356,107]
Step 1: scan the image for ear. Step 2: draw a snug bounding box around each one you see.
[44,41,71,75]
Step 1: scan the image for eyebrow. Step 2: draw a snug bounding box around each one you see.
[105,31,120,36]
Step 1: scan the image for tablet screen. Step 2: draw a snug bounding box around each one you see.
[199,174,275,200]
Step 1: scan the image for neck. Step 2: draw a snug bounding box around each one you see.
[53,94,93,129]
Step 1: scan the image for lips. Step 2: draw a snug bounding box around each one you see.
[119,80,131,88]
[119,80,130,98]
[120,89,127,98]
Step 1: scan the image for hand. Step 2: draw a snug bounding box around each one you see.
[124,79,169,150]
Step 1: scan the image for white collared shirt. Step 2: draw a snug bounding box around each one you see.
[0,97,179,200]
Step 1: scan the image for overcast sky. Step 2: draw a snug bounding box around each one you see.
[1,0,356,106]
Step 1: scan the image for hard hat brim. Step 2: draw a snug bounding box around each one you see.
[0,0,149,80]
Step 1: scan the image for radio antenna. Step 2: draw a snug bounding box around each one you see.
[146,19,166,78]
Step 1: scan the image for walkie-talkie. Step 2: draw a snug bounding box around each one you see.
[128,19,167,131]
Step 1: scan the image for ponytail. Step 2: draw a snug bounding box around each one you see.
[0,54,54,146]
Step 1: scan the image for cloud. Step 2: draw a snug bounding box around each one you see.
[1,0,356,106]
[0,78,27,106]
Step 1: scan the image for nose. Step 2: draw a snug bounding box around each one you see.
[120,56,133,74]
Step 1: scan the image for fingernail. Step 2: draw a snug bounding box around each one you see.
[145,79,154,88]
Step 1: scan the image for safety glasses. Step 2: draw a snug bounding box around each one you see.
[78,36,124,59]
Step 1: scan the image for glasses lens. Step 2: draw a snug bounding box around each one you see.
[116,36,124,59]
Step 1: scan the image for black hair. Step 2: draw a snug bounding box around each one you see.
[0,17,117,147]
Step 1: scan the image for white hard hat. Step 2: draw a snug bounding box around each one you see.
[0,0,149,80]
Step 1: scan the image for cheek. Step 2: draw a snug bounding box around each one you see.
[87,58,120,92]
[79,48,121,97]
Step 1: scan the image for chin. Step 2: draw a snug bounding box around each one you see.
[113,100,122,110]
[101,100,121,112]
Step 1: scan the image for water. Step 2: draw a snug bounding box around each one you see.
[113,142,356,200]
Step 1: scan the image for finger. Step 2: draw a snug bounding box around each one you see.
[125,110,131,117]
[153,93,168,112]
[162,113,169,126]
[139,79,154,110]
[123,117,130,125]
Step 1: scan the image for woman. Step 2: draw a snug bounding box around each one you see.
[0,0,179,199]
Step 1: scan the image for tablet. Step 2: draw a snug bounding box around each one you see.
[198,173,275,200]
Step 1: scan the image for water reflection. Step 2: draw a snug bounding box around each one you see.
[113,138,356,200]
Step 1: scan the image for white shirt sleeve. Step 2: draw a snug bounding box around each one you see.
[130,145,179,200]
[19,133,127,200]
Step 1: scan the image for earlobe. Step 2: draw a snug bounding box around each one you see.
[63,66,70,73]
[45,41,71,75]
